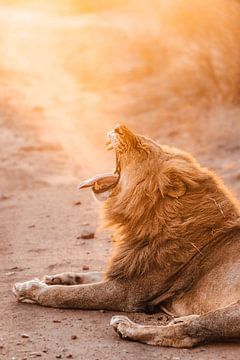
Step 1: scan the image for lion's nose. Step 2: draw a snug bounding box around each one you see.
[114,124,127,135]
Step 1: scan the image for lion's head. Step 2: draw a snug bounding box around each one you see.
[105,124,200,199]
[80,124,204,199]
[101,125,211,233]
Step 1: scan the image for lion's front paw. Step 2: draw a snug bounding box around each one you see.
[110,315,138,339]
[42,273,83,285]
[42,275,63,285]
[13,279,47,303]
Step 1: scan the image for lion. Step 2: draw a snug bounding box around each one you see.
[13,125,240,348]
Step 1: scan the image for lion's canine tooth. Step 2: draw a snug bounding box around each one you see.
[94,181,100,190]
[105,140,114,151]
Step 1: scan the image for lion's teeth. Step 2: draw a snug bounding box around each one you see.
[105,131,119,151]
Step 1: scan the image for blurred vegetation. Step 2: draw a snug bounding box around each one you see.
[0,0,134,14]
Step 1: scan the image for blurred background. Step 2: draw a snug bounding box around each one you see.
[0,0,240,193]
[2,3,240,358]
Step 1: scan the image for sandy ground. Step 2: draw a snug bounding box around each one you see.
[1,2,240,359]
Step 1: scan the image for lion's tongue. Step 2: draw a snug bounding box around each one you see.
[78,173,119,193]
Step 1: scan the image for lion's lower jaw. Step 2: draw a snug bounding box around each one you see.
[92,189,111,203]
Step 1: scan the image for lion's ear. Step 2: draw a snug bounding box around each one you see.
[165,175,186,198]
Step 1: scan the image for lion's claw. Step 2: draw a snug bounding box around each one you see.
[111,315,137,339]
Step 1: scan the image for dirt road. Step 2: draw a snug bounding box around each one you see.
[1,2,240,359]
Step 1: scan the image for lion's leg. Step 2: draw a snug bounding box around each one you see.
[111,301,240,348]
[43,271,104,285]
[13,278,132,311]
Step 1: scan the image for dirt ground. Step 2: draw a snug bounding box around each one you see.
[1,1,240,359]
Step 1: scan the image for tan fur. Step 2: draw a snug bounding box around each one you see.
[13,125,240,347]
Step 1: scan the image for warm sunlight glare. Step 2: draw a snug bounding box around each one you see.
[1,0,240,178]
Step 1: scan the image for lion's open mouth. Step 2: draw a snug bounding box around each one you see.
[78,126,122,194]
[106,130,120,151]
